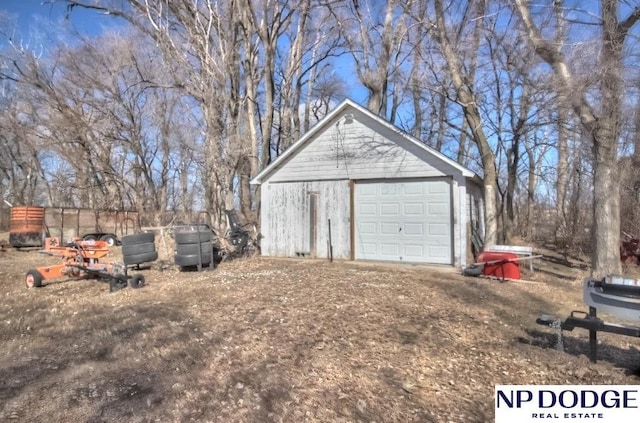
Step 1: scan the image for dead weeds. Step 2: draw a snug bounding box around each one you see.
[0,242,639,422]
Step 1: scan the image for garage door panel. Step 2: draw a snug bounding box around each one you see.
[428,183,449,194]
[381,185,400,196]
[359,203,377,215]
[404,203,423,215]
[381,222,400,234]
[359,184,377,195]
[428,247,450,260]
[403,223,424,236]
[359,222,377,235]
[428,223,449,236]
[403,184,424,195]
[380,203,400,215]
[428,203,449,216]
[429,238,450,250]
[355,180,452,264]
[362,242,378,253]
[404,244,425,257]
[380,243,400,256]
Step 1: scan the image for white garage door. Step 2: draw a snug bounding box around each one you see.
[354,179,452,264]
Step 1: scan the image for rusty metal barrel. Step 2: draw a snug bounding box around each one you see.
[9,206,45,247]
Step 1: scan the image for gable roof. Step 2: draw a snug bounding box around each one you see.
[251,98,480,185]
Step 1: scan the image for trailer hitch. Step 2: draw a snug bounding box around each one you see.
[536,307,640,362]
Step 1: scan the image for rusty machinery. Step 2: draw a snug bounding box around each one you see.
[25,238,145,292]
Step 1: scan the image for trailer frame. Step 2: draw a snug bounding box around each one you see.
[536,276,640,363]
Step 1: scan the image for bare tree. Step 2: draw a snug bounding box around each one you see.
[0,16,206,224]
[522,130,551,241]
[276,2,345,151]
[58,0,249,227]
[428,0,500,246]
[17,0,629,260]
[337,0,409,117]
[0,99,45,205]
[620,85,640,237]
[514,0,640,277]
[238,0,293,174]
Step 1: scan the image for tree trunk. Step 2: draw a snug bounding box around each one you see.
[590,0,624,277]
[456,119,470,166]
[513,0,637,277]
[592,138,620,276]
[435,93,447,151]
[524,135,537,240]
[434,0,499,247]
[555,106,569,246]
[350,0,400,117]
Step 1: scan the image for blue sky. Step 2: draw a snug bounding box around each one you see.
[0,0,119,37]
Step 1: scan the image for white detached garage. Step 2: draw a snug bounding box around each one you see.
[251,99,484,267]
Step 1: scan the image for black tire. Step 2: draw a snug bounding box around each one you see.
[121,232,155,245]
[83,234,98,241]
[25,269,43,288]
[463,265,484,277]
[109,275,128,292]
[174,252,212,267]
[178,264,214,272]
[122,242,156,256]
[100,234,117,247]
[174,231,211,244]
[175,241,212,256]
[123,250,158,265]
[129,274,145,289]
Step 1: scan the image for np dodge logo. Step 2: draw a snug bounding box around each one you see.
[495,385,640,423]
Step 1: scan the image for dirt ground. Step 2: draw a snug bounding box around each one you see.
[0,235,639,423]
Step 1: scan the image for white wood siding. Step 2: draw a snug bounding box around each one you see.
[453,176,467,267]
[466,181,484,240]
[268,112,457,182]
[260,180,350,259]
[466,180,485,259]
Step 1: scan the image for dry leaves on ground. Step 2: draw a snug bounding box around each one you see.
[0,242,638,422]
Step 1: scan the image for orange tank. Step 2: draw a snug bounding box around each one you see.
[9,206,45,247]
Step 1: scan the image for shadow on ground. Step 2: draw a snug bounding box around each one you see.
[519,328,640,377]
